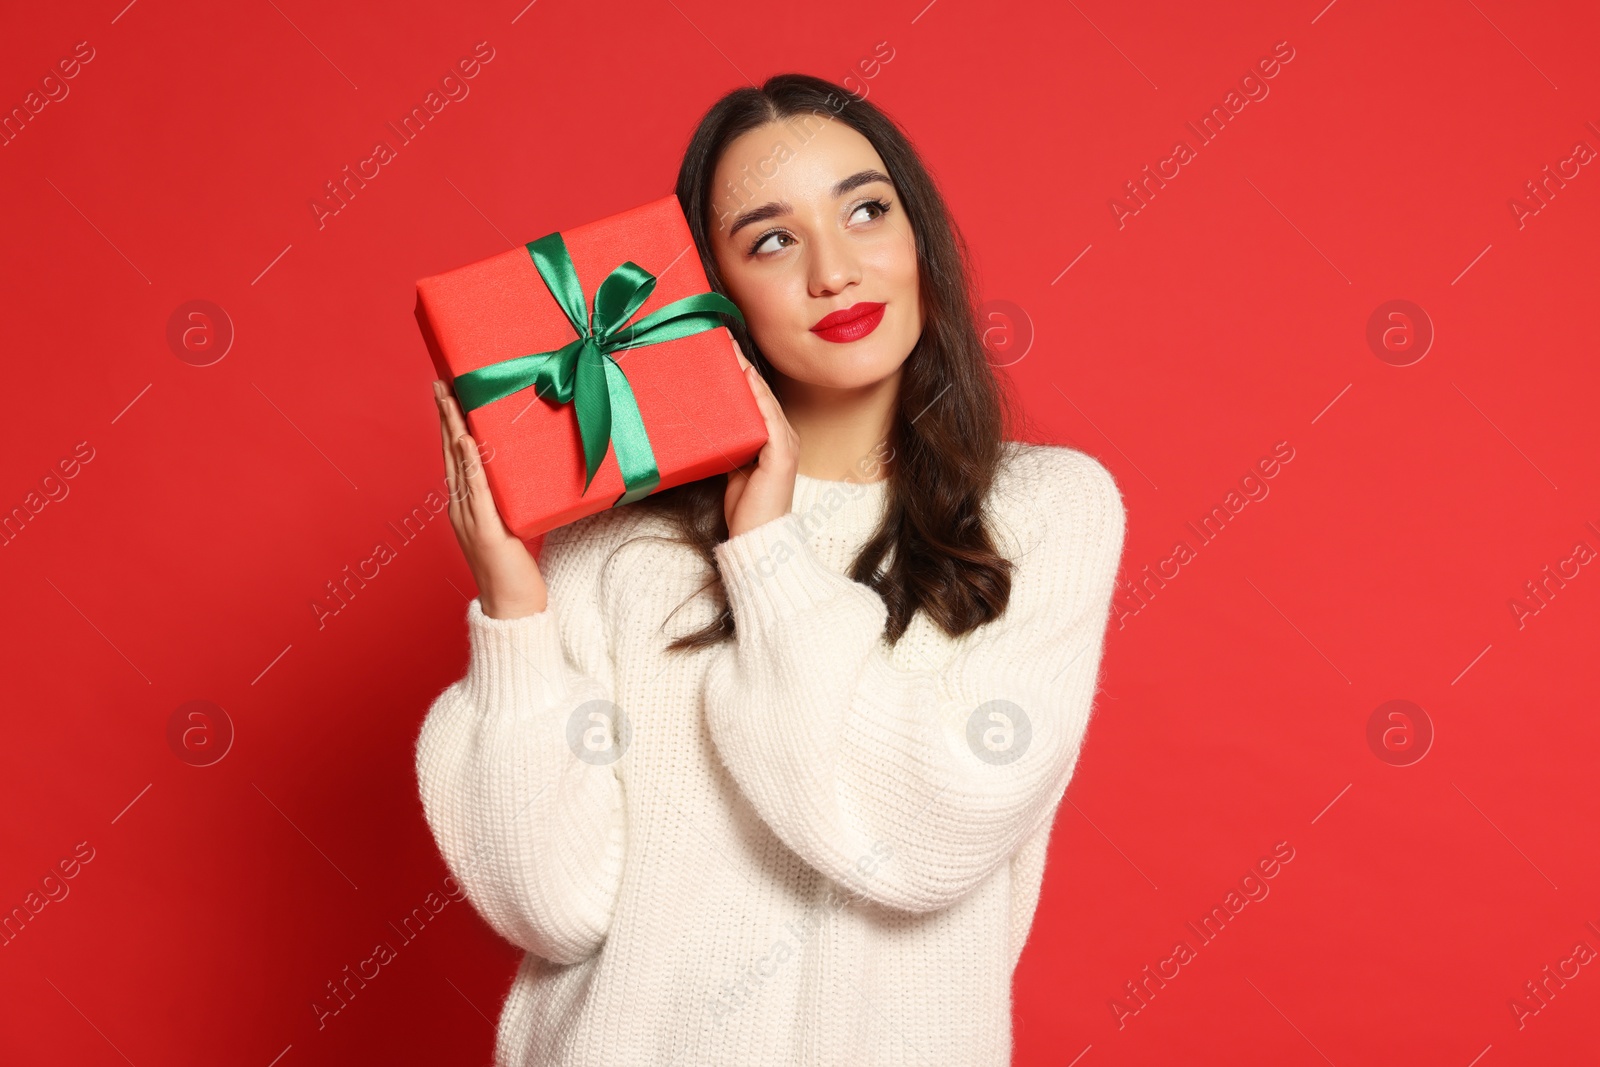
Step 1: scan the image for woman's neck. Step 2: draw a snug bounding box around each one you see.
[773,365,900,483]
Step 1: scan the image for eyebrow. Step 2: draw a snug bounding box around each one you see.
[723,169,895,239]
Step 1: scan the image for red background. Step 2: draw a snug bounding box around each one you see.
[2,1,1597,1064]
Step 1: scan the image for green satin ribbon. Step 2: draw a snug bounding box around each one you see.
[452,230,744,506]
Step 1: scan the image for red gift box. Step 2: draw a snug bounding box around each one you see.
[415,194,767,540]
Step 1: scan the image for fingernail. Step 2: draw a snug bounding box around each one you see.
[432,380,444,399]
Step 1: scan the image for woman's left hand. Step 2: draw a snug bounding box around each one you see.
[724,335,799,540]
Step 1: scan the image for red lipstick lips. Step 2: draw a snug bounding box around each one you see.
[810,301,886,343]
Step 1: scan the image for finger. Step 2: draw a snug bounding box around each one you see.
[745,365,784,426]
[440,391,478,506]
[456,430,481,490]
[439,386,469,440]
[724,462,750,511]
[452,434,480,533]
[749,365,777,404]
[730,334,751,371]
[455,431,500,532]
[437,383,462,503]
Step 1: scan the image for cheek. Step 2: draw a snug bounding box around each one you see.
[725,275,799,352]
[870,236,918,294]
[874,247,920,330]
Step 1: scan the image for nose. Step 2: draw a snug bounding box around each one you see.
[807,227,862,298]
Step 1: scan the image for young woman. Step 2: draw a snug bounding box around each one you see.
[417,73,1126,1066]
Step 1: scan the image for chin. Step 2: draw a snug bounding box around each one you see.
[765,319,915,388]
[794,349,907,390]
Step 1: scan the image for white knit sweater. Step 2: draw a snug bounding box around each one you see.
[414,441,1126,1066]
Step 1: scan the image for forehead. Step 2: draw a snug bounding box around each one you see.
[711,118,888,204]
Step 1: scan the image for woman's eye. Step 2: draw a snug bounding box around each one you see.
[748,200,891,256]
[751,231,792,256]
[851,199,889,223]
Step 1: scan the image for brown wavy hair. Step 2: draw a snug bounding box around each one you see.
[627,72,1035,653]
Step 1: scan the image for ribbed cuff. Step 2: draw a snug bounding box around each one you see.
[463,596,568,711]
[713,512,852,628]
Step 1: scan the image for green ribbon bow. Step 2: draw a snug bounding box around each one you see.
[452,230,744,506]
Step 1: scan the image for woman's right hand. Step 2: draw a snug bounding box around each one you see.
[435,379,548,620]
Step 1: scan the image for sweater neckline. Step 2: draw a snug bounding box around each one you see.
[790,470,890,541]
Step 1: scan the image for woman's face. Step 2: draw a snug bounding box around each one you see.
[707,117,922,393]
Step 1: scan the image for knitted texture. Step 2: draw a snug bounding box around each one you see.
[414,441,1126,1066]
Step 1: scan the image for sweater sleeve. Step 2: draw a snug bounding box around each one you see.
[703,448,1125,914]
[414,517,630,965]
